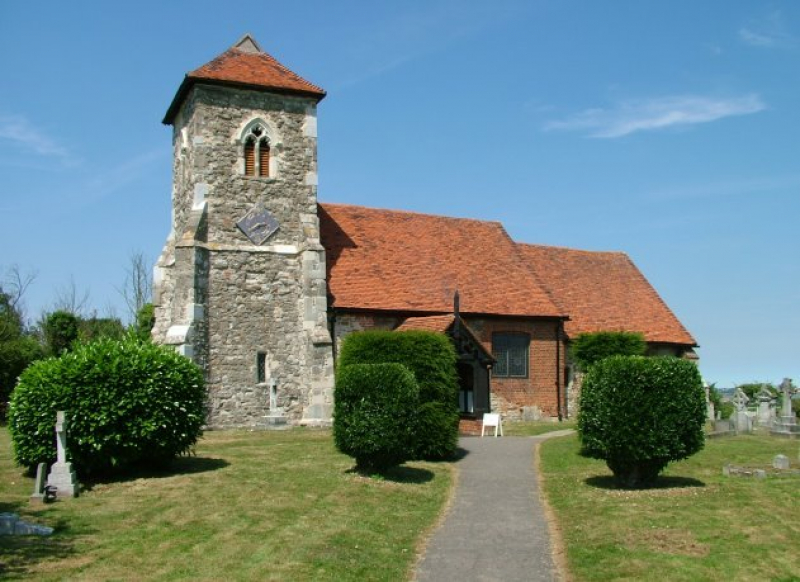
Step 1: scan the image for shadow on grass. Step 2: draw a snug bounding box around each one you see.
[0,517,77,578]
[81,456,230,490]
[345,465,436,484]
[585,475,706,491]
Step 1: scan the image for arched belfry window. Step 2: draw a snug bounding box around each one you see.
[242,122,272,178]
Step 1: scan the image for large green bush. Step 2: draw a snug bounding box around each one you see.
[333,363,419,472]
[578,355,705,488]
[9,336,205,476]
[570,331,646,371]
[337,330,459,460]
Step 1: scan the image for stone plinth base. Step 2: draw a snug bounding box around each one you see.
[46,462,80,498]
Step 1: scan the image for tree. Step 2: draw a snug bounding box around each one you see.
[570,331,647,372]
[53,276,91,316]
[134,303,155,341]
[118,251,153,324]
[42,311,80,356]
[0,267,43,419]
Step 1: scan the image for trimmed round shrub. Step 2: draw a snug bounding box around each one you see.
[9,336,205,476]
[570,331,646,372]
[333,363,419,472]
[337,330,459,460]
[578,355,705,488]
[414,402,459,460]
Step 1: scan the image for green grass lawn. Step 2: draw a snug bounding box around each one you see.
[540,433,800,582]
[0,428,451,581]
[503,419,576,437]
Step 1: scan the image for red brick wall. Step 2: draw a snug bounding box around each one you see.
[466,317,565,419]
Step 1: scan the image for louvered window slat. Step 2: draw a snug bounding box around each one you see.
[244,139,256,176]
[259,139,270,177]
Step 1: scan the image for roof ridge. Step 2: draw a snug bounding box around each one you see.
[517,241,628,256]
[319,201,505,227]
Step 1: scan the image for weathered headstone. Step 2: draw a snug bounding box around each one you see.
[779,378,796,420]
[732,387,752,433]
[771,378,799,437]
[45,411,80,498]
[29,462,47,504]
[773,454,790,470]
[0,513,53,536]
[756,384,776,426]
[704,383,715,421]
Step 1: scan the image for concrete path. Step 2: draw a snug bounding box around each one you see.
[415,431,574,582]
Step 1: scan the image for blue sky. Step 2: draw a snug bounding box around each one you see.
[1,1,798,387]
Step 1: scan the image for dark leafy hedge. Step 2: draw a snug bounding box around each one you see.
[9,336,205,476]
[570,331,646,372]
[337,330,459,460]
[333,363,419,472]
[42,310,80,356]
[578,355,705,488]
[0,336,44,420]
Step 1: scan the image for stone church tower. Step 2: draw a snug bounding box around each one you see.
[153,35,334,427]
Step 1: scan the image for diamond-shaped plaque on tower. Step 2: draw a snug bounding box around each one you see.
[236,203,280,245]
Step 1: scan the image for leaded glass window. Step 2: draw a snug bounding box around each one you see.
[492,333,529,378]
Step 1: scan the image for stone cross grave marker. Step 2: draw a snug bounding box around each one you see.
[45,411,80,498]
[779,378,796,419]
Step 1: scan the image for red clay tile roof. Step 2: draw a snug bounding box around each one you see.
[164,37,325,124]
[395,315,456,333]
[319,204,564,318]
[395,315,495,362]
[517,244,696,346]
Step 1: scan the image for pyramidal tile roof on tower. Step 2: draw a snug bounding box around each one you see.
[163,34,325,125]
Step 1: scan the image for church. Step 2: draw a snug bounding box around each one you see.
[152,35,697,429]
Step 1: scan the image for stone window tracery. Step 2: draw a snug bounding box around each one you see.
[242,122,271,178]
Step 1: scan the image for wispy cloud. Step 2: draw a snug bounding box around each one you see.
[330,0,527,90]
[0,114,75,164]
[543,94,765,138]
[77,147,167,203]
[739,10,795,48]
[647,173,800,201]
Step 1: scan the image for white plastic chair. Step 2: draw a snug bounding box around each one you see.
[481,413,503,437]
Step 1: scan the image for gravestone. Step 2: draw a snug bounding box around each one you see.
[756,384,776,426]
[732,387,752,434]
[704,383,715,421]
[45,411,80,498]
[29,463,48,504]
[771,378,799,438]
[262,378,287,428]
[773,454,790,470]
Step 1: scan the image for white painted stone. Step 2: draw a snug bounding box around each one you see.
[177,344,194,359]
[303,106,317,137]
[271,244,300,255]
[165,325,192,344]
[193,183,208,210]
[186,303,205,322]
